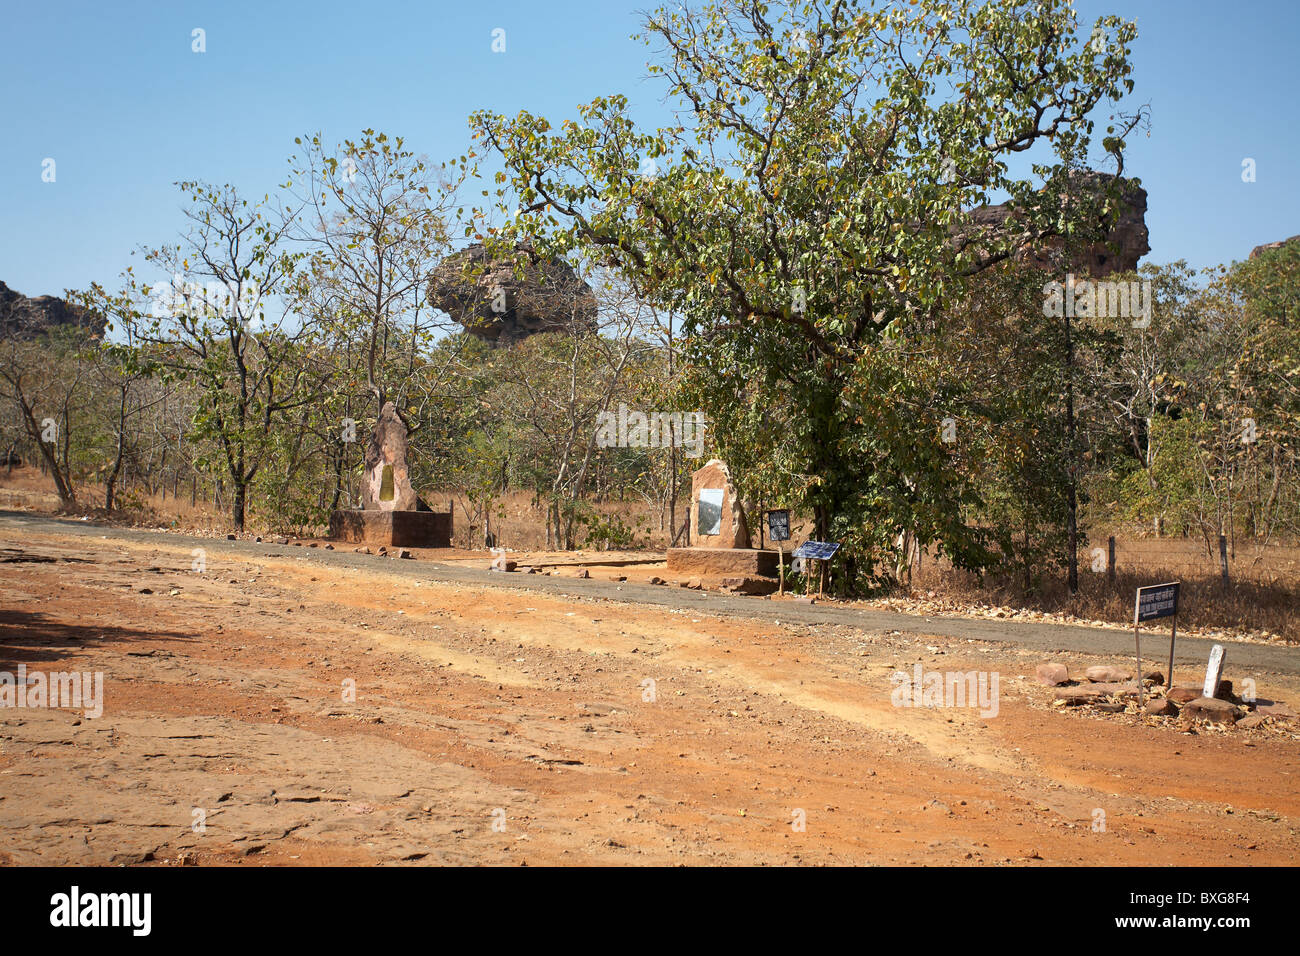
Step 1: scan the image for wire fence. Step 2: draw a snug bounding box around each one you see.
[1083,536,1300,586]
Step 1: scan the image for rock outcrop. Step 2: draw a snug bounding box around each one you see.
[1249,234,1300,259]
[428,242,598,346]
[961,171,1150,278]
[0,281,106,340]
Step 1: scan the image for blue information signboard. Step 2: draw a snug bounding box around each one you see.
[792,540,840,560]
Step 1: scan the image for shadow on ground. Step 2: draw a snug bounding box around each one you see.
[0,608,195,669]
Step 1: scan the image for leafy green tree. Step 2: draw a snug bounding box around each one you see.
[130,182,315,531]
[1227,242,1300,539]
[472,0,1143,590]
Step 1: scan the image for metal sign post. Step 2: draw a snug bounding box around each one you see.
[1134,582,1181,707]
[1168,612,1178,692]
[1133,618,1143,706]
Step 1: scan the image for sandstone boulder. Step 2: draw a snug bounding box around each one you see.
[1182,697,1242,725]
[428,242,597,346]
[1253,699,1296,719]
[1054,681,1139,704]
[1085,666,1132,683]
[1145,698,1178,717]
[959,170,1149,278]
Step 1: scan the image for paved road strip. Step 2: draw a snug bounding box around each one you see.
[3,509,1296,676]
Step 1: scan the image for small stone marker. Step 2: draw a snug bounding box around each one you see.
[1202,644,1226,699]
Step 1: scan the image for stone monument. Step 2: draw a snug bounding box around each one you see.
[328,402,453,548]
[688,459,750,549]
[666,459,775,577]
[361,402,420,512]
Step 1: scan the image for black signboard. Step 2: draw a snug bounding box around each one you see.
[766,510,791,542]
[1134,582,1179,623]
[792,540,840,561]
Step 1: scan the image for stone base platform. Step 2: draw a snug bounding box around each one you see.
[329,509,452,548]
[666,547,778,577]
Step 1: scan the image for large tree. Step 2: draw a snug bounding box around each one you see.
[286,130,470,417]
[472,0,1143,590]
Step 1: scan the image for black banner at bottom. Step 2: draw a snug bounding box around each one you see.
[0,864,1278,943]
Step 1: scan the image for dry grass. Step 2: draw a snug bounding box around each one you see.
[914,538,1300,643]
[0,466,249,533]
[439,489,679,551]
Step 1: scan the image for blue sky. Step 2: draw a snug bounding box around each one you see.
[1,0,1297,300]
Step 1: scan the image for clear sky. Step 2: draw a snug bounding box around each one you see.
[1,0,1297,300]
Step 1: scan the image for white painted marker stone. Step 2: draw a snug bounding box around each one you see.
[1202,644,1226,699]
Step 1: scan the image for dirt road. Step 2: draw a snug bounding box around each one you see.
[2,513,1298,865]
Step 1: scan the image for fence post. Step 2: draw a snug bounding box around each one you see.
[1218,534,1230,588]
[1107,536,1116,586]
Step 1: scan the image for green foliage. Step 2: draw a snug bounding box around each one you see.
[578,510,642,550]
[473,0,1145,589]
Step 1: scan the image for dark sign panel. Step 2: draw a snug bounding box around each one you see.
[1134,582,1180,622]
[766,510,790,542]
[792,540,840,560]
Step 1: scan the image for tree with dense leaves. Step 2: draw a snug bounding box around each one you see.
[472,0,1144,590]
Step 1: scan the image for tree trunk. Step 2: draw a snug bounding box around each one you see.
[1064,305,1079,594]
[232,482,246,532]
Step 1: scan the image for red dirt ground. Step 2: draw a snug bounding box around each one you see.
[2,517,1298,866]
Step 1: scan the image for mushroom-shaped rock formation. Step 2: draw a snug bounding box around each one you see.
[428,242,598,346]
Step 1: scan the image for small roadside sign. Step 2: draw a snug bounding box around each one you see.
[766,510,790,543]
[1135,582,1179,622]
[1133,582,1181,706]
